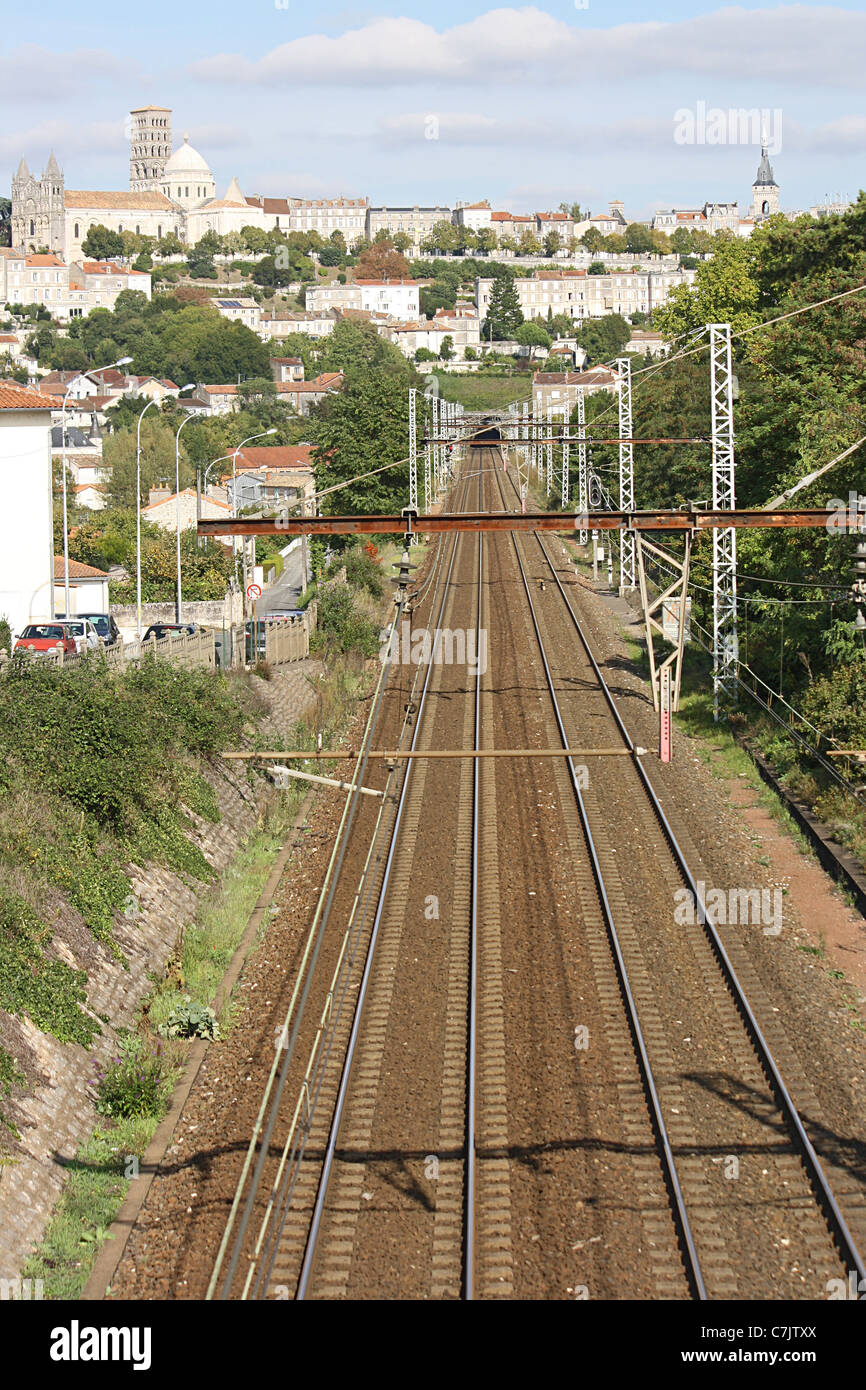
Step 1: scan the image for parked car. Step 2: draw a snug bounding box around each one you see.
[263,609,305,622]
[76,612,122,647]
[56,618,101,654]
[14,623,78,657]
[142,622,201,643]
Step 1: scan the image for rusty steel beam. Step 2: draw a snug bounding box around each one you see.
[197,508,836,538]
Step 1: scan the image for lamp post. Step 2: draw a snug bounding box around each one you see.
[231,429,277,605]
[58,355,132,619]
[135,397,159,639]
[172,389,199,623]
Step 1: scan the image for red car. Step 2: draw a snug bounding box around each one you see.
[14,623,78,656]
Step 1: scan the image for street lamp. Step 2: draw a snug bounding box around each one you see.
[58,355,132,619]
[231,429,277,601]
[172,389,199,623]
[135,396,160,639]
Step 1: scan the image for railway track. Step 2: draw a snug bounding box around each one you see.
[491,450,866,1298]
[207,443,865,1300]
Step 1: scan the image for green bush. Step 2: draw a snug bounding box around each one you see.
[0,890,101,1046]
[315,586,380,657]
[92,1034,170,1119]
[157,996,220,1040]
[343,547,384,599]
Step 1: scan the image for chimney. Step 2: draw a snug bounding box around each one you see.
[148,485,171,506]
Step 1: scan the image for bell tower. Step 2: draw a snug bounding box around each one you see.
[129,107,172,192]
[751,141,779,220]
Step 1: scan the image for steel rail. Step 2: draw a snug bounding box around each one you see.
[490,458,709,1299]
[502,455,866,1288]
[249,471,476,1300]
[294,463,485,1300]
[207,600,398,1300]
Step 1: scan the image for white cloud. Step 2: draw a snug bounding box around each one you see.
[0,121,128,165]
[188,6,866,88]
[806,114,866,151]
[0,45,129,100]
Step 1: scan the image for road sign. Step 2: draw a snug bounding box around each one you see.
[246,583,262,600]
[662,596,691,643]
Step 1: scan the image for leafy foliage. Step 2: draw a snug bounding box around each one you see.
[157,996,220,1040]
[92,1035,170,1119]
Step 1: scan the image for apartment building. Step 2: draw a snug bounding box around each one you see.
[366,206,451,250]
[475,267,697,323]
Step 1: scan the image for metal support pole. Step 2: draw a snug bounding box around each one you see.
[617,356,635,593]
[710,323,738,720]
[561,413,569,509]
[576,386,588,544]
[432,394,440,497]
[408,387,417,514]
[546,404,553,496]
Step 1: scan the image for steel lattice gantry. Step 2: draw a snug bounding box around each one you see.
[617,356,636,593]
[408,387,418,513]
[709,323,738,719]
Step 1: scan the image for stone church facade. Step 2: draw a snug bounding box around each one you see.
[10,107,260,257]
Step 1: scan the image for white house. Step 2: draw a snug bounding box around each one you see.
[0,382,55,636]
[53,555,110,613]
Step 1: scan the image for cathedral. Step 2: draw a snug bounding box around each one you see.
[11,106,264,258]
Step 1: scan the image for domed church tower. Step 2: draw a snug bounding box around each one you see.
[160,135,216,212]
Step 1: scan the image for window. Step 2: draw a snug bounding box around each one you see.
[74,223,79,238]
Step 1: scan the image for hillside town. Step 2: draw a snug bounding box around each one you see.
[3,6,866,1333]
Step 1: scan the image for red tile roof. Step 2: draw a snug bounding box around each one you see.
[0,381,54,411]
[52,555,108,578]
[234,445,315,470]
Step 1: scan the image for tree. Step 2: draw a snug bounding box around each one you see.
[670,227,693,256]
[81,225,124,260]
[439,335,455,361]
[516,231,542,256]
[543,230,563,257]
[156,231,185,257]
[312,324,416,516]
[421,220,461,255]
[559,202,589,222]
[241,225,270,255]
[392,231,413,254]
[420,284,457,319]
[515,321,552,349]
[577,313,631,364]
[654,236,761,339]
[483,273,523,340]
[187,245,216,279]
[133,250,153,272]
[318,244,343,267]
[625,223,655,254]
[356,239,412,280]
[605,234,627,252]
[0,197,11,248]
[580,227,605,253]
[588,262,606,275]
[104,417,182,509]
[475,228,497,255]
[415,347,438,363]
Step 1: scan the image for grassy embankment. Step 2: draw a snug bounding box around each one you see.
[11,545,392,1296]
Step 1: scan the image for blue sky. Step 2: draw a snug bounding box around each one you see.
[3,2,865,219]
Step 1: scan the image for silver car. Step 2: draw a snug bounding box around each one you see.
[59,618,102,654]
